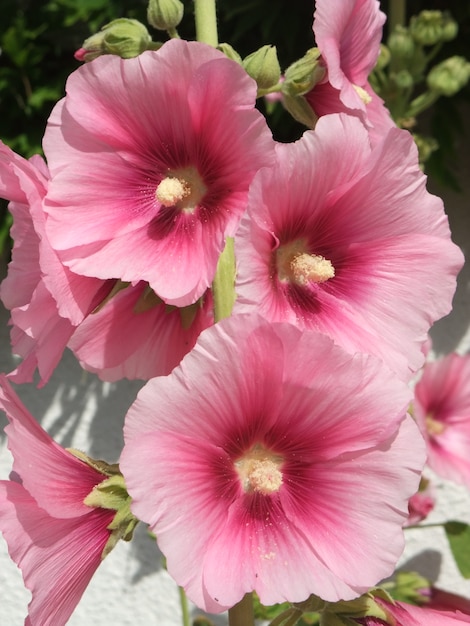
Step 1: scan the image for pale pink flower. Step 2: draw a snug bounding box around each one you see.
[43,39,275,308]
[234,114,463,381]
[121,314,425,613]
[0,142,76,384]
[0,376,117,625]
[306,0,394,143]
[0,139,215,382]
[68,281,214,381]
[413,353,470,487]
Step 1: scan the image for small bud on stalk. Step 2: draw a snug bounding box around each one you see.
[243,45,281,91]
[147,0,184,32]
[74,18,153,62]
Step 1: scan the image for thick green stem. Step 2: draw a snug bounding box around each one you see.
[212,237,236,322]
[179,586,190,626]
[388,0,406,32]
[194,0,218,46]
[228,593,255,626]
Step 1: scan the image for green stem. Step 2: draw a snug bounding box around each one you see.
[194,0,218,46]
[228,593,255,626]
[167,27,181,39]
[388,0,406,32]
[404,521,445,531]
[179,586,191,626]
[212,237,236,322]
[405,89,439,118]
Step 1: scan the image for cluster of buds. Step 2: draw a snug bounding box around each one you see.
[369,10,470,163]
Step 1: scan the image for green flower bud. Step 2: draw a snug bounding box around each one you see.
[375,43,391,71]
[243,45,281,90]
[147,0,184,31]
[217,43,243,65]
[75,18,153,62]
[441,16,459,42]
[282,48,325,97]
[427,56,470,96]
[410,10,458,46]
[392,69,414,89]
[387,25,415,65]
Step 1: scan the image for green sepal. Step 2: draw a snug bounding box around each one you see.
[68,453,141,562]
[282,94,318,129]
[83,473,139,559]
[84,473,129,510]
[67,448,120,477]
[91,280,130,314]
[282,48,324,97]
[217,43,243,65]
[322,591,392,624]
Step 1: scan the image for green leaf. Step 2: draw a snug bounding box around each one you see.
[444,521,470,578]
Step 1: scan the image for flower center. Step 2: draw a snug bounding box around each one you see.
[155,166,207,214]
[276,240,335,286]
[425,414,446,437]
[235,446,283,495]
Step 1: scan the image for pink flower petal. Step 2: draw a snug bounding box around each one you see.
[0,481,113,626]
[0,376,106,518]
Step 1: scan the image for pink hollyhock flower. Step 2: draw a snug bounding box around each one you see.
[354,597,470,625]
[121,314,425,613]
[0,142,77,384]
[234,114,463,381]
[306,0,394,143]
[413,353,470,487]
[68,281,214,381]
[0,375,134,625]
[43,39,275,308]
[0,138,214,383]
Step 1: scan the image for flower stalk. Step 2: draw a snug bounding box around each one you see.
[194,0,218,47]
[179,586,190,626]
[228,593,255,626]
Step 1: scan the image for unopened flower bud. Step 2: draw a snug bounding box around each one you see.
[388,25,415,64]
[392,69,414,89]
[410,10,458,46]
[243,45,281,90]
[283,48,324,97]
[375,43,391,71]
[74,18,153,62]
[147,0,184,31]
[427,56,470,96]
[217,43,242,65]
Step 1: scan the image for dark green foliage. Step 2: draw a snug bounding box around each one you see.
[0,0,147,157]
